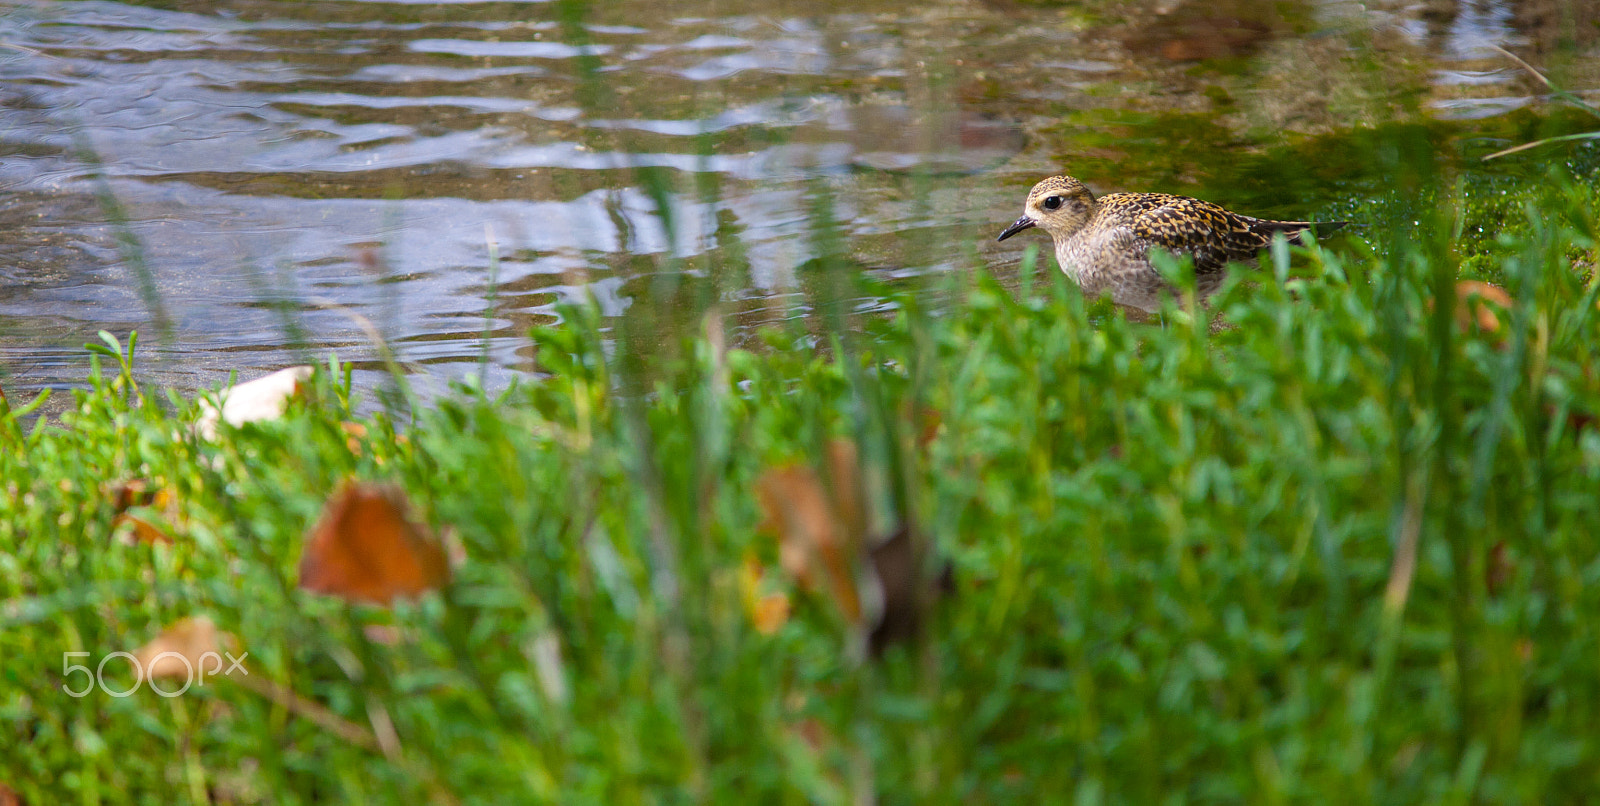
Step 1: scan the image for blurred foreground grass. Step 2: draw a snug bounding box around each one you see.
[5,168,1600,804]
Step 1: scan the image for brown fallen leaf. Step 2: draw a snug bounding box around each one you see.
[132,619,425,775]
[341,421,369,455]
[823,440,868,544]
[113,513,176,546]
[133,616,238,682]
[106,479,179,545]
[752,593,791,635]
[737,554,790,635]
[340,422,408,465]
[298,481,450,605]
[1452,280,1512,337]
[755,439,951,653]
[755,444,863,623]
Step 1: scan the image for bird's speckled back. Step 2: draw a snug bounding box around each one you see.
[1002,174,1342,312]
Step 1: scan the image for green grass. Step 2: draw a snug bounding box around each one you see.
[4,162,1600,803]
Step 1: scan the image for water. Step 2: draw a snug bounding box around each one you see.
[0,0,1592,401]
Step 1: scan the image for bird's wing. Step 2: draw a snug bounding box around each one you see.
[1127,196,1290,274]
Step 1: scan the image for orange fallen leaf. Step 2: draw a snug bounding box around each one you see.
[737,554,776,631]
[823,440,868,541]
[755,442,864,623]
[133,616,237,682]
[105,480,179,545]
[297,481,450,605]
[752,593,791,635]
[754,439,951,652]
[113,513,175,546]
[758,466,829,586]
[1452,280,1511,337]
[341,421,369,454]
[899,402,943,448]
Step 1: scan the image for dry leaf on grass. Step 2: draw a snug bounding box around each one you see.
[297,480,450,605]
[105,479,179,545]
[196,366,314,441]
[340,421,369,455]
[752,593,791,635]
[130,618,422,773]
[1452,280,1512,339]
[755,440,865,623]
[132,615,239,682]
[899,402,943,448]
[754,439,951,653]
[113,514,176,546]
[737,554,792,635]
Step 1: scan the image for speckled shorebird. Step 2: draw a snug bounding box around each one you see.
[997,175,1346,312]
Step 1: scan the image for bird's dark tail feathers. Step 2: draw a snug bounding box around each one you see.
[1257,219,1351,245]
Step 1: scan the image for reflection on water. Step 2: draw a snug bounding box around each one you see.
[0,0,1593,399]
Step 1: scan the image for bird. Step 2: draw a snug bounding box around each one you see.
[996,175,1346,313]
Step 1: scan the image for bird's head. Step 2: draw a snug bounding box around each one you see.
[996,175,1096,242]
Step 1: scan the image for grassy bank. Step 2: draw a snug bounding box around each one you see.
[5,166,1600,804]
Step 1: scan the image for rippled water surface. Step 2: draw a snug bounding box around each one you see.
[1,0,1596,398]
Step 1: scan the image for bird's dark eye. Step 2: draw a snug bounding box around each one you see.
[1042,196,1063,211]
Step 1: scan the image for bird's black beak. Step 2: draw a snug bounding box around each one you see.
[996,216,1036,242]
